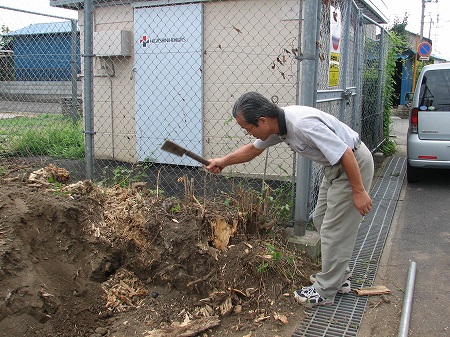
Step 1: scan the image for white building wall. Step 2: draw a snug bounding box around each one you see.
[79,4,136,162]
[203,0,300,178]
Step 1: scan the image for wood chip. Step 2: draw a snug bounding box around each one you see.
[254,314,270,323]
[144,315,220,337]
[353,285,391,296]
[218,296,233,316]
[273,312,288,324]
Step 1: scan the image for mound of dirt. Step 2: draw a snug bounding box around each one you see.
[0,163,317,337]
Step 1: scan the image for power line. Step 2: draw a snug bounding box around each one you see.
[378,0,388,10]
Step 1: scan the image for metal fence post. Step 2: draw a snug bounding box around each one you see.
[354,9,363,132]
[84,0,94,180]
[70,19,78,124]
[291,0,303,227]
[339,1,351,122]
[376,30,385,144]
[294,0,321,236]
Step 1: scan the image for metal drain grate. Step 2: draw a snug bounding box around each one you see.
[293,156,406,337]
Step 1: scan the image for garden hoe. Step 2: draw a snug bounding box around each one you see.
[161,139,210,166]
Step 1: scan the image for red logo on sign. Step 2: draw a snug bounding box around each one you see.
[140,35,149,47]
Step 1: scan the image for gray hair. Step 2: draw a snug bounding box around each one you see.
[232,92,282,125]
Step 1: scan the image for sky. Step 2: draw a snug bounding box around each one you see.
[0,0,449,59]
[368,0,450,59]
[0,1,77,25]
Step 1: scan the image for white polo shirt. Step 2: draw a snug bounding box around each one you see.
[253,105,360,166]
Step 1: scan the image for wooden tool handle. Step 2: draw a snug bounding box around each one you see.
[185,150,211,166]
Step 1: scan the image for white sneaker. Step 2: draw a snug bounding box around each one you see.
[293,286,334,307]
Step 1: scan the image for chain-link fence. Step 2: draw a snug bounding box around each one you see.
[0,0,391,232]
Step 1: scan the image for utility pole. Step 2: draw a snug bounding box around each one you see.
[419,0,428,41]
[428,16,433,39]
[412,0,432,91]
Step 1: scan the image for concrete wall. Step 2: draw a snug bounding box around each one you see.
[0,81,81,102]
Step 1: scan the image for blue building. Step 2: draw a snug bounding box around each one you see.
[6,21,80,81]
[395,48,415,106]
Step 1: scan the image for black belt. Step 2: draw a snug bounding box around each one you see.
[352,139,361,152]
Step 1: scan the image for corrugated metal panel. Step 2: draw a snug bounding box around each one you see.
[353,0,387,24]
[7,21,77,36]
[293,157,406,337]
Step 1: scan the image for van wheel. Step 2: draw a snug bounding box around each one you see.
[407,162,420,183]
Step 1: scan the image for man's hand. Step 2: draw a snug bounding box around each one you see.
[340,147,372,216]
[353,190,372,216]
[205,158,225,174]
[205,144,264,174]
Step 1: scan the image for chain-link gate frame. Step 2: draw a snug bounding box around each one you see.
[0,0,391,233]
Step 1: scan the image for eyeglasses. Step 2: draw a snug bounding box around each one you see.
[243,124,255,135]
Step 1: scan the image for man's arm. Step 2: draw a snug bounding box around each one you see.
[339,147,372,216]
[205,143,264,174]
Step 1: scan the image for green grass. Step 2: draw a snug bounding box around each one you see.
[0,114,84,159]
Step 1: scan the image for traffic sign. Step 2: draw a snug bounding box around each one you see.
[418,41,432,57]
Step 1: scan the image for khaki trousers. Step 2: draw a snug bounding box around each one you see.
[312,142,374,298]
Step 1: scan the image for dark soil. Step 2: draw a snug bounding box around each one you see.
[0,161,318,337]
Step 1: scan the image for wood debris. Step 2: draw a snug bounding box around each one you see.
[273,312,288,324]
[254,314,270,323]
[28,164,70,185]
[102,269,149,312]
[144,315,220,337]
[196,242,219,260]
[354,285,391,296]
[62,180,95,198]
[210,217,238,250]
[218,296,233,316]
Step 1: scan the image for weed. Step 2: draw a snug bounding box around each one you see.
[230,181,293,225]
[224,197,232,207]
[257,262,269,273]
[265,242,283,263]
[0,114,84,159]
[52,182,70,197]
[171,203,181,213]
[255,230,310,284]
[101,165,148,188]
[112,167,133,188]
[380,138,397,156]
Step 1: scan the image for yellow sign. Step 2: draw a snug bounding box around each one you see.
[329,52,340,87]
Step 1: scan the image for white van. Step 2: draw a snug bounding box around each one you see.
[405,63,450,183]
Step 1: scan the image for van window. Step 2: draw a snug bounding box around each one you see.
[419,69,450,111]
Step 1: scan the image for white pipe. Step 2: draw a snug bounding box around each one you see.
[398,261,417,337]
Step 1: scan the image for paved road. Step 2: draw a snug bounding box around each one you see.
[359,117,450,336]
